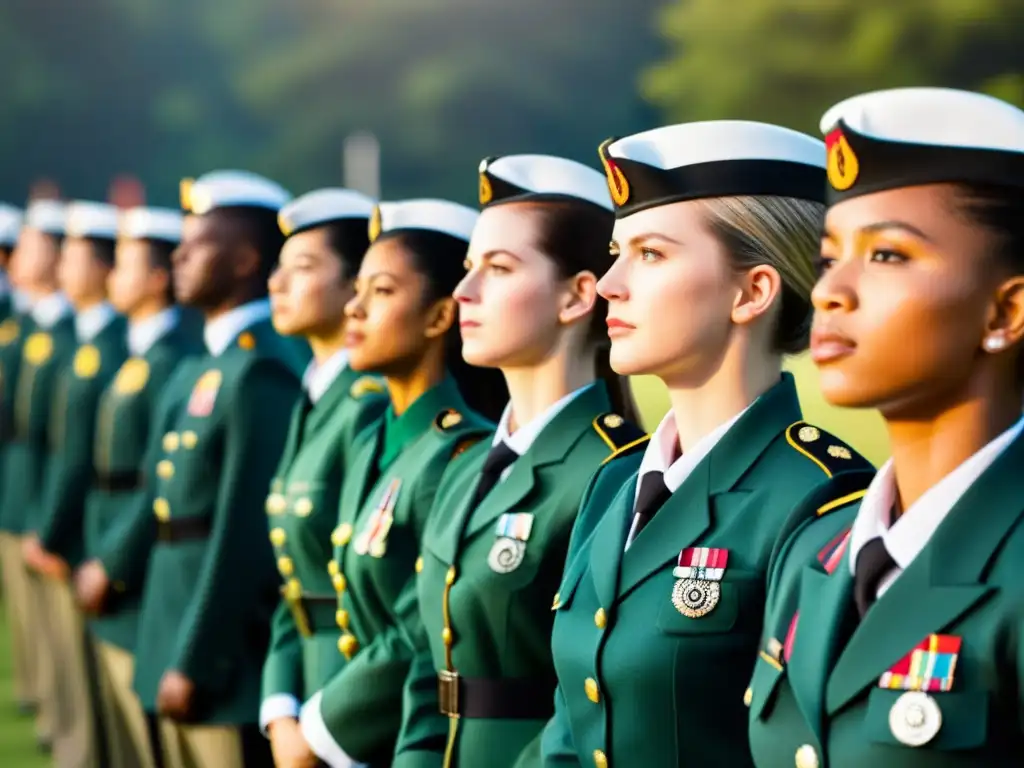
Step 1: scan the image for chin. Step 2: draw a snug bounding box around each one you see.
[607,347,648,377]
[817,369,881,410]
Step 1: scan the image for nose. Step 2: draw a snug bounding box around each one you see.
[596,257,628,302]
[344,291,366,320]
[811,259,858,314]
[453,269,480,304]
[267,264,284,294]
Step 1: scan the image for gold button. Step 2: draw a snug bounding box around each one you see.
[269,528,286,547]
[594,608,607,629]
[603,414,624,428]
[152,498,170,521]
[327,560,340,576]
[332,573,346,593]
[441,627,453,647]
[181,430,198,449]
[338,634,359,659]
[335,609,349,629]
[445,566,457,585]
[584,678,600,704]
[593,749,608,768]
[283,579,302,601]
[415,556,424,573]
[156,460,174,479]
[265,493,286,515]
[795,745,819,768]
[163,432,179,452]
[277,556,294,577]
[743,687,753,707]
[332,523,353,546]
[293,497,313,517]
[552,592,561,610]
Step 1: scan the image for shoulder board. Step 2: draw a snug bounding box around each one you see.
[350,376,385,399]
[593,412,648,460]
[814,468,872,517]
[433,408,465,432]
[785,421,873,477]
[451,435,485,461]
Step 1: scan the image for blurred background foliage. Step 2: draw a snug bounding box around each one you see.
[3,0,1024,460]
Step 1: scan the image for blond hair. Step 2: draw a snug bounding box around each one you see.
[695,195,824,354]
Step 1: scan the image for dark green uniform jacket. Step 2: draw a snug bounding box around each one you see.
[747,427,1024,768]
[259,361,388,727]
[538,375,873,768]
[0,311,77,535]
[85,319,204,651]
[131,318,302,724]
[300,376,493,767]
[0,305,32,506]
[393,384,646,768]
[36,314,128,566]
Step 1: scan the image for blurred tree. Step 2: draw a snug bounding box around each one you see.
[644,0,1024,131]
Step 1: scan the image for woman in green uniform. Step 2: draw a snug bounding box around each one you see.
[260,189,390,766]
[392,155,646,768]
[297,199,507,767]
[748,87,1024,768]
[539,122,876,768]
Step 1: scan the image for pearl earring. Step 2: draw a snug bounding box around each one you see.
[984,335,1007,352]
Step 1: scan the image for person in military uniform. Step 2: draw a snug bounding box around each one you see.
[3,198,76,752]
[747,88,1024,768]
[72,205,202,768]
[259,189,389,765]
[391,155,645,768]
[118,171,303,768]
[537,123,875,768]
[293,199,507,767]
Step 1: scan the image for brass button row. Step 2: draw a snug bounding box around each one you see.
[265,494,315,517]
[162,431,197,453]
[153,497,170,521]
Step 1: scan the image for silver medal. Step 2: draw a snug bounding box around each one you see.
[888,691,942,747]
[487,537,526,573]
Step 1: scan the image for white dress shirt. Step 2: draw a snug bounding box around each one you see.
[848,416,1024,597]
[128,308,180,357]
[12,289,32,314]
[302,349,350,405]
[75,302,118,343]
[30,292,73,329]
[203,299,271,356]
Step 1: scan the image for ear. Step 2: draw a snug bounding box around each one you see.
[424,296,458,339]
[731,264,783,327]
[983,276,1024,351]
[558,270,599,326]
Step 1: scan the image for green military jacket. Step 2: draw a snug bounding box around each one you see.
[0,308,32,481]
[131,318,302,724]
[36,314,128,565]
[747,429,1024,768]
[393,384,646,768]
[85,319,204,651]
[301,376,492,767]
[260,361,388,721]
[538,375,873,768]
[0,312,77,534]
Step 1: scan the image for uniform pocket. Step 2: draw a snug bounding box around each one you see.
[863,688,988,750]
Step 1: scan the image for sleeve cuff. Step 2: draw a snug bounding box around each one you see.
[300,690,363,767]
[259,694,301,736]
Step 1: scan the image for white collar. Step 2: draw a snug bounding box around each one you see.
[128,307,180,357]
[302,348,350,405]
[12,289,32,314]
[0,272,10,298]
[203,299,271,356]
[848,416,1024,588]
[30,292,73,329]
[492,384,593,456]
[75,302,118,343]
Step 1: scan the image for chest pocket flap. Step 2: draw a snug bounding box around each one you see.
[863,688,988,751]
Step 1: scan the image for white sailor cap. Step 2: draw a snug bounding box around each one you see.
[120,207,184,244]
[278,188,376,237]
[0,204,23,249]
[819,87,1024,203]
[180,170,292,216]
[478,154,612,211]
[598,121,826,217]
[66,201,121,240]
[25,199,67,237]
[369,199,478,245]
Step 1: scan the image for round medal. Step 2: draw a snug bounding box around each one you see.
[487,537,526,574]
[671,578,720,618]
[888,691,942,747]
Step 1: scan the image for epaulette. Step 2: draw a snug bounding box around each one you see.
[350,376,385,399]
[433,408,464,432]
[814,469,872,517]
[593,412,647,459]
[785,421,873,478]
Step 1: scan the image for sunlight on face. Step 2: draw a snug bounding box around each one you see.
[269,228,351,338]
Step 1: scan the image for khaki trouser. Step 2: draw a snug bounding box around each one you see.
[159,720,273,768]
[41,575,100,768]
[0,532,36,707]
[95,640,156,768]
[24,560,58,745]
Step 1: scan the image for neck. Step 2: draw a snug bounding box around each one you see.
[664,341,780,452]
[502,351,594,433]
[203,293,263,323]
[885,381,1021,513]
[74,296,106,312]
[129,299,171,324]
[386,349,447,416]
[308,318,348,365]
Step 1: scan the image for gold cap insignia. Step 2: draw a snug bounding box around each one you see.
[368,205,382,243]
[598,138,630,207]
[179,178,195,211]
[826,129,859,191]
[278,211,293,237]
[479,172,494,206]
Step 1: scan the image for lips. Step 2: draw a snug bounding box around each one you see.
[810,328,856,364]
[606,317,635,338]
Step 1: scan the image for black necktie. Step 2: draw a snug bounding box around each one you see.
[627,471,673,546]
[853,537,897,618]
[469,441,519,510]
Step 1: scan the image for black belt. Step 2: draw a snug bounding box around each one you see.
[286,594,338,637]
[94,470,143,492]
[157,517,212,542]
[437,670,555,719]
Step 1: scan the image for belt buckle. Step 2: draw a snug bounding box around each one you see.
[437,669,459,717]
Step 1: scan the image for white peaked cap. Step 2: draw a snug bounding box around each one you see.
[478,154,612,210]
[0,204,23,248]
[278,188,377,236]
[66,200,121,240]
[180,170,292,215]
[25,199,67,236]
[371,199,479,244]
[120,207,184,244]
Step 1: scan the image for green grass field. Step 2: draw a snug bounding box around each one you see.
[0,605,53,767]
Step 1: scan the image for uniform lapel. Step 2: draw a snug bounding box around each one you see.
[586,469,637,610]
[427,444,489,565]
[340,423,384,524]
[303,364,357,440]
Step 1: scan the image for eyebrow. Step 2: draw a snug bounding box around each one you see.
[625,232,684,248]
[857,220,934,242]
[476,249,522,263]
